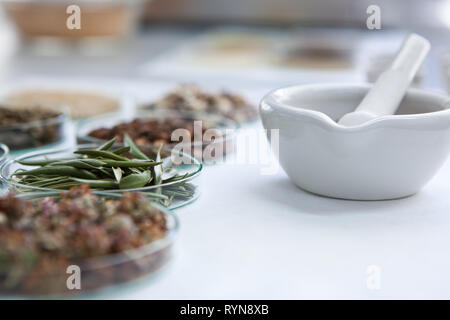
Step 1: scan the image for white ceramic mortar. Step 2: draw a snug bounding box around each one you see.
[260,83,450,200]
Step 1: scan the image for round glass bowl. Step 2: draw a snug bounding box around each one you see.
[0,143,202,209]
[0,191,178,297]
[0,144,9,166]
[76,110,238,164]
[0,105,71,153]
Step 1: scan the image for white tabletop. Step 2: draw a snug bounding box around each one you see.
[88,120,450,300]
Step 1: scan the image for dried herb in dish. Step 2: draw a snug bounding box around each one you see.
[88,116,217,147]
[0,106,61,126]
[86,115,231,162]
[142,84,257,123]
[0,185,172,295]
[0,105,65,150]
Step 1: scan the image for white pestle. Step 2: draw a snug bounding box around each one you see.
[338,33,430,126]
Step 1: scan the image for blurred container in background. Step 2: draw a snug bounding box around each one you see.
[144,0,449,29]
[3,0,145,42]
[366,54,424,87]
[440,52,450,93]
[0,7,17,80]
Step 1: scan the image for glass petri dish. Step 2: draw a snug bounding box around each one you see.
[0,144,9,192]
[0,191,178,297]
[0,143,9,165]
[0,143,202,209]
[76,110,238,164]
[0,104,71,152]
[3,88,124,120]
[138,84,259,124]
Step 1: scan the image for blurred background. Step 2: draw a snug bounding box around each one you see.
[145,0,446,28]
[0,0,450,91]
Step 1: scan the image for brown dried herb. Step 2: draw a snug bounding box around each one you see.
[143,84,257,123]
[0,185,171,295]
[0,105,65,150]
[88,116,216,147]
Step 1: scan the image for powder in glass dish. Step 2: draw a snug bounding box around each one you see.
[5,90,120,119]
